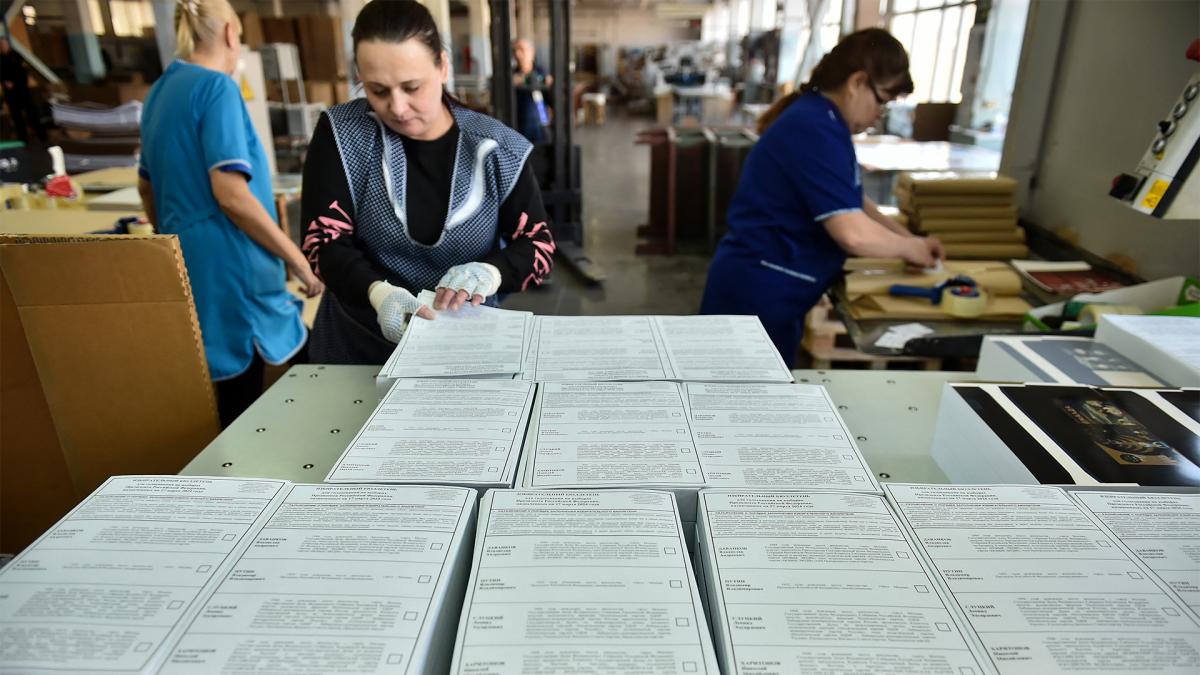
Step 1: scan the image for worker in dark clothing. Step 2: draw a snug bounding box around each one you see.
[1,37,47,144]
[512,38,551,144]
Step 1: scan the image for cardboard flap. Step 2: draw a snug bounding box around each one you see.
[1,235,219,553]
[848,293,1032,321]
[844,260,1023,298]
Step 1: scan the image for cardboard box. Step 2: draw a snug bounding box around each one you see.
[1,235,219,554]
[240,11,264,49]
[334,80,352,104]
[304,80,335,107]
[261,17,300,45]
[298,16,348,81]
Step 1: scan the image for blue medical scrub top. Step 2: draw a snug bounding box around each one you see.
[699,92,862,364]
[140,60,305,380]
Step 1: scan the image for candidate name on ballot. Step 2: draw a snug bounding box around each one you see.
[653,315,793,383]
[885,484,1200,675]
[696,490,990,675]
[380,303,532,380]
[450,489,719,675]
[159,484,476,675]
[1071,491,1200,616]
[0,476,288,675]
[685,383,879,491]
[327,378,536,487]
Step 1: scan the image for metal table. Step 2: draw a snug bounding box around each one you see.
[183,365,973,488]
[179,365,378,482]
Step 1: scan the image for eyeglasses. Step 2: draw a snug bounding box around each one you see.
[867,77,897,109]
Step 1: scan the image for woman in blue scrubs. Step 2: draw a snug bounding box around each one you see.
[138,0,322,426]
[700,28,943,367]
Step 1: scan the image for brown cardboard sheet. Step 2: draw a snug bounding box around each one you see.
[844,260,1022,297]
[934,229,1026,243]
[916,218,1019,232]
[897,171,1018,195]
[846,293,1032,321]
[0,235,219,553]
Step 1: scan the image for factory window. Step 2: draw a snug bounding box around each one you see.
[883,0,977,102]
[110,0,156,38]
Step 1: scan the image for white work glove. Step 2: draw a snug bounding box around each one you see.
[434,262,502,311]
[369,281,433,343]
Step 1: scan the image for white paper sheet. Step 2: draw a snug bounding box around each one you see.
[685,383,880,492]
[0,476,288,675]
[531,315,672,381]
[157,484,476,674]
[522,382,706,500]
[380,303,532,379]
[886,484,1200,674]
[653,315,794,383]
[450,489,720,674]
[327,378,536,487]
[1072,490,1200,616]
[696,490,991,675]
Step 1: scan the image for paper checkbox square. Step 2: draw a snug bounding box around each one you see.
[676,617,690,627]
[418,575,432,583]
[1097,540,1112,547]
[431,542,444,550]
[134,642,153,653]
[683,662,697,673]
[221,534,236,541]
[168,600,184,609]
[386,654,403,665]
[196,565,212,573]
[403,611,419,620]
[959,668,977,675]
[1128,572,1144,580]
[681,448,691,454]
[915,585,929,594]
[1164,607,1180,617]
[488,466,499,473]
[842,454,854,460]
[664,547,676,555]
[853,476,865,482]
[935,622,951,632]
[896,551,910,559]
[670,580,683,589]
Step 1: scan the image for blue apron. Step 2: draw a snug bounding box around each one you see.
[140,60,306,380]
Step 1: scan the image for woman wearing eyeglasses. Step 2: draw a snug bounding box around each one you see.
[700,28,943,367]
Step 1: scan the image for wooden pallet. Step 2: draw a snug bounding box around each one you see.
[800,297,942,371]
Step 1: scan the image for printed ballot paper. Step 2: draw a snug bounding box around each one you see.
[0,476,476,675]
[449,489,719,675]
[326,378,536,488]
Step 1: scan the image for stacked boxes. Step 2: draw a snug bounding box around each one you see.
[896,171,1029,259]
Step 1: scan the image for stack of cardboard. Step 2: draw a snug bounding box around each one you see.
[896,171,1029,259]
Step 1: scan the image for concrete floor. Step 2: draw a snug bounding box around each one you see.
[498,111,713,316]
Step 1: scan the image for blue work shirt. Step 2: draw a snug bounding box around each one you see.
[700,92,862,364]
[140,60,305,380]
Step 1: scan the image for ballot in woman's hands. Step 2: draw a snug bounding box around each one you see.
[435,262,502,311]
[368,281,435,343]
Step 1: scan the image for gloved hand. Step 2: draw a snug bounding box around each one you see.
[369,281,435,343]
[434,262,502,311]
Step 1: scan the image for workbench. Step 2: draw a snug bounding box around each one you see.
[180,366,970,486]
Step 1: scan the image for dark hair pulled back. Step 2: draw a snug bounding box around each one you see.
[352,0,456,106]
[757,28,913,134]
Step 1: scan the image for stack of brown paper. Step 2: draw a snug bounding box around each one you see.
[841,259,1032,321]
[896,172,1028,259]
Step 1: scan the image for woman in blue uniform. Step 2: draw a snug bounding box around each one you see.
[301,0,554,364]
[700,28,943,367]
[138,0,322,426]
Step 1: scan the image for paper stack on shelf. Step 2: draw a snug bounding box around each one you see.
[1095,315,1200,387]
[326,378,536,488]
[896,171,1028,259]
[0,476,478,675]
[51,101,143,134]
[449,489,719,675]
[931,382,1200,486]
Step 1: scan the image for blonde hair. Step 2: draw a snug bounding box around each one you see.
[175,0,240,58]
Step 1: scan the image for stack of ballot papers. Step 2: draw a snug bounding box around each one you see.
[449,489,720,674]
[52,101,143,134]
[695,485,1200,675]
[896,171,1028,259]
[932,382,1200,486]
[0,476,477,675]
[842,259,1031,321]
[326,378,536,488]
[1095,314,1200,387]
[378,312,794,394]
[517,381,880,544]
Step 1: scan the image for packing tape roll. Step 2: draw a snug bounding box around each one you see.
[1079,303,1143,324]
[943,287,987,318]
